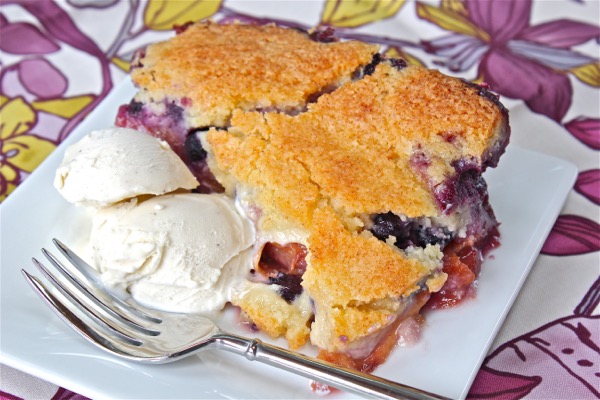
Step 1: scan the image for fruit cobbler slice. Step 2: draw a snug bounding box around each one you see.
[206,61,509,369]
[116,22,510,374]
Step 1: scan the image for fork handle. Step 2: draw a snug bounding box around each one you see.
[212,333,448,400]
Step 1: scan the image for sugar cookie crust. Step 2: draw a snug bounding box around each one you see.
[207,63,507,227]
[131,22,378,127]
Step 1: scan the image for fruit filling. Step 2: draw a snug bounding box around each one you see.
[428,225,500,309]
[115,100,224,193]
[116,100,188,157]
[367,165,500,312]
[369,213,454,250]
[257,242,308,303]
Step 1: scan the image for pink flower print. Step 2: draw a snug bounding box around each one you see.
[18,58,68,99]
[51,387,90,400]
[541,215,600,256]
[0,12,60,55]
[574,169,600,205]
[468,366,541,399]
[418,0,600,122]
[469,278,600,399]
[564,117,600,150]
[3,0,115,142]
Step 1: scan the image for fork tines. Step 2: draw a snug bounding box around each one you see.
[22,239,160,353]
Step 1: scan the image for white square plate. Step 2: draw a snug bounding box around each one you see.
[0,79,577,399]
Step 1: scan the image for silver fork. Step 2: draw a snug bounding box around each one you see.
[22,239,449,400]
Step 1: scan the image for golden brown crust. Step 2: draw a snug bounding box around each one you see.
[131,22,378,127]
[311,302,398,353]
[232,283,311,349]
[208,63,507,226]
[207,120,321,229]
[303,207,427,306]
[303,207,438,350]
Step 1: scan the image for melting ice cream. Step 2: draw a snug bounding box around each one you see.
[54,127,198,208]
[54,128,254,314]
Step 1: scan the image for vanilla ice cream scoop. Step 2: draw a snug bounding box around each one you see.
[54,128,198,208]
[91,193,254,314]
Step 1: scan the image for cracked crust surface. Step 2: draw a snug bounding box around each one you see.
[131,22,378,127]
[207,62,507,350]
[208,63,507,227]
[303,207,428,307]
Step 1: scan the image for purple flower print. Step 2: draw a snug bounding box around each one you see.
[468,366,541,399]
[418,0,600,122]
[541,215,600,256]
[469,278,600,399]
[0,1,111,200]
[51,387,90,400]
[0,13,60,54]
[574,169,600,205]
[18,58,68,99]
[565,117,600,150]
[4,0,115,141]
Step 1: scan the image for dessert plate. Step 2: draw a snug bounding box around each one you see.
[0,78,577,399]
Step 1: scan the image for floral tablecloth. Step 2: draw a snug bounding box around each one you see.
[1,1,598,399]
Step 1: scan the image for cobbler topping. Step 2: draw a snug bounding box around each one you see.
[462,81,511,170]
[129,21,378,132]
[463,79,507,114]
